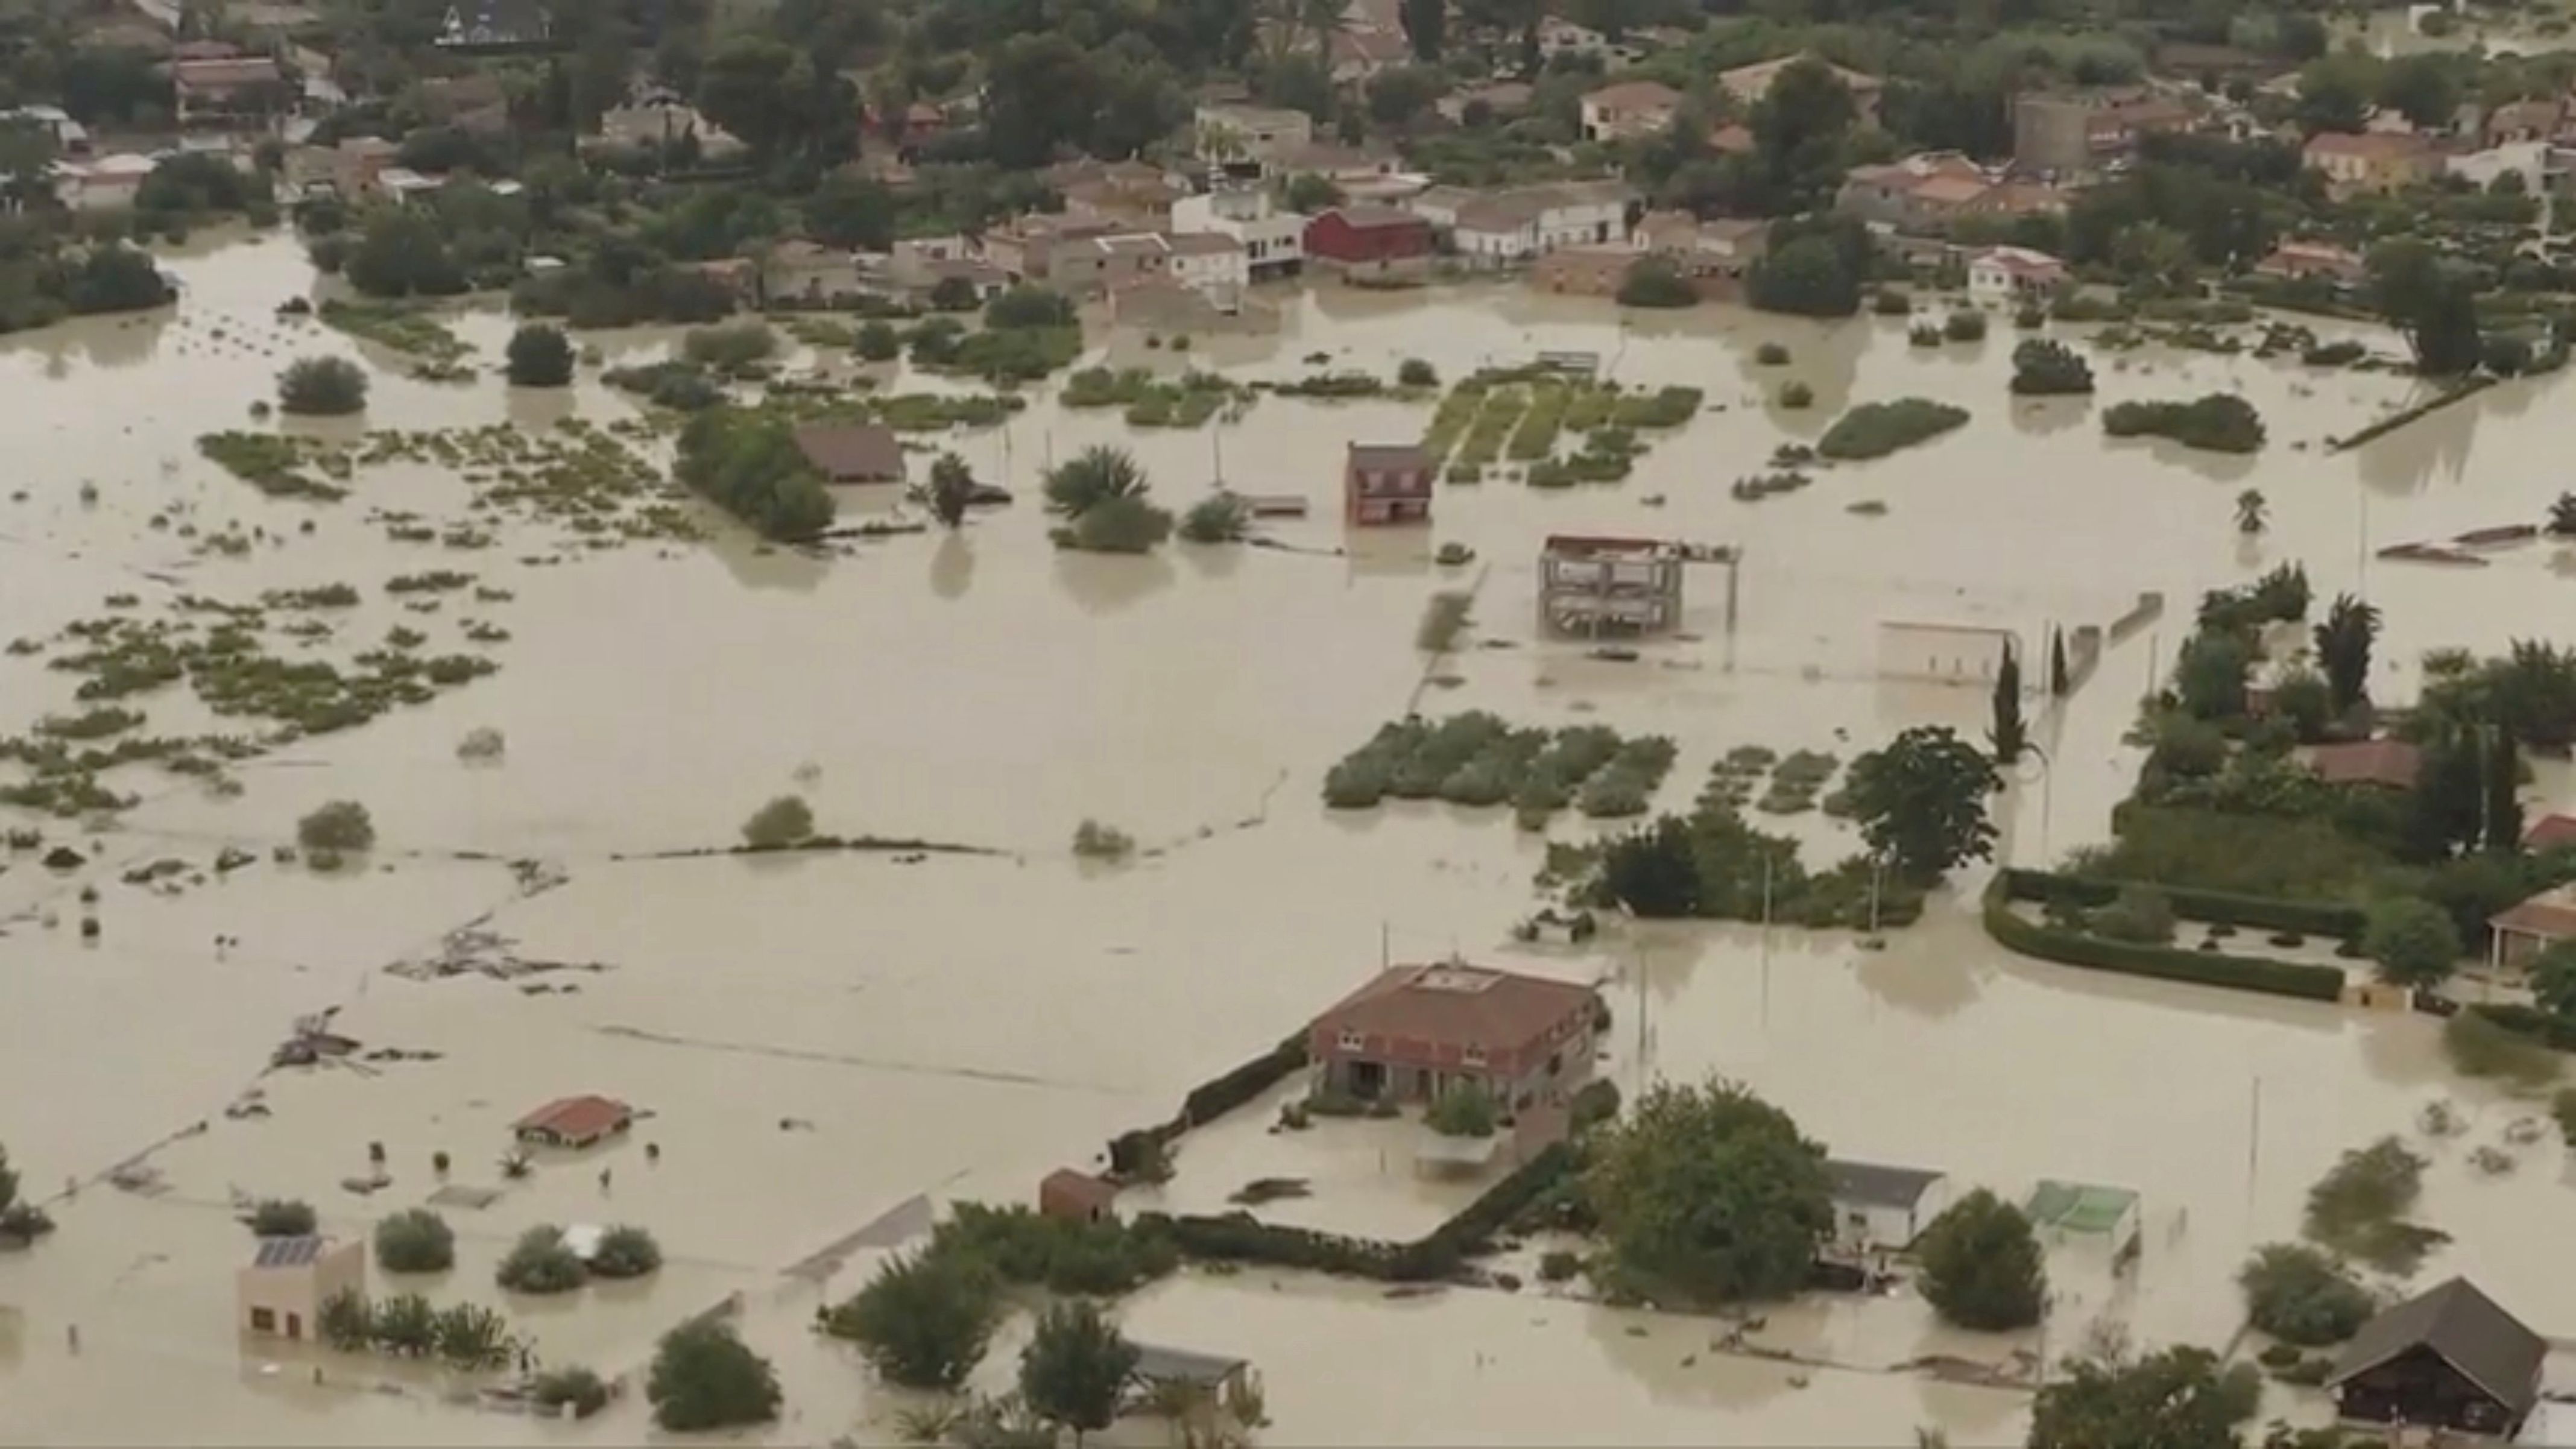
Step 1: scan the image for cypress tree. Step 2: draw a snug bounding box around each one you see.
[2048,627,2070,698]
[1990,642,2027,766]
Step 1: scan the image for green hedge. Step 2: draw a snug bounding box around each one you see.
[1998,869,2364,940]
[1183,1034,1309,1125]
[1145,1141,1580,1284]
[1983,879,2346,1002]
[2468,1003,2576,1052]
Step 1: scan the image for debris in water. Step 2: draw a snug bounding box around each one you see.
[1228,1177,1312,1206]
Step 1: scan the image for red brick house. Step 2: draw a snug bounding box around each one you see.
[1309,961,1600,1108]
[1343,442,1433,526]
[1304,205,1434,281]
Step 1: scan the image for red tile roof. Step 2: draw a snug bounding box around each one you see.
[2303,739,2423,789]
[1347,443,1431,472]
[514,1094,631,1140]
[2525,814,2576,851]
[2492,885,2576,941]
[1313,962,1597,1060]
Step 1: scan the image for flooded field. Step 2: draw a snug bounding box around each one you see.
[6,229,2576,1445]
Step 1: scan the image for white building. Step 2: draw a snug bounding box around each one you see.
[1875,620,2018,685]
[1166,230,1249,306]
[1965,245,2068,301]
[2,104,89,153]
[1193,103,1314,167]
[1825,1160,1952,1255]
[52,153,157,211]
[1424,180,1637,266]
[1171,186,1302,280]
[237,1236,366,1342]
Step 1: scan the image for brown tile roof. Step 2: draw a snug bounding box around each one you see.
[1164,231,1243,256]
[1313,962,1596,1057]
[2305,130,2434,160]
[793,423,906,482]
[173,56,282,89]
[1327,203,1426,232]
[514,1094,631,1140]
[2328,1278,2543,1417]
[1040,1168,1117,1211]
[2302,739,2423,789]
[2492,883,2576,941]
[1585,80,1681,112]
[1348,443,1431,472]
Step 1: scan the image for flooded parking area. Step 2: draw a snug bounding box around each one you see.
[6,230,2576,1444]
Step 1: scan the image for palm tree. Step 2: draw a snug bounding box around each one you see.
[2314,592,2382,715]
[2235,488,2267,535]
[1043,446,1150,518]
[2549,490,2576,537]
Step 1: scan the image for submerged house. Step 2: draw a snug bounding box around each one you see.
[1343,443,1433,526]
[792,423,906,485]
[1308,961,1601,1108]
[2328,1278,2543,1437]
[513,1094,633,1149]
[2490,882,2576,970]
[1825,1160,1952,1254]
[1538,535,1685,637]
[238,1235,365,1340]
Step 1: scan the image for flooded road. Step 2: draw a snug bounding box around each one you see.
[5,231,2576,1444]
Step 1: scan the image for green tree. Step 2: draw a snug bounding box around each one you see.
[2294,52,2375,134]
[374,1208,455,1273]
[1846,726,2000,885]
[590,1225,662,1279]
[2313,593,2379,715]
[2270,667,2334,743]
[2009,338,2094,396]
[2235,488,2267,536]
[1044,446,1151,517]
[2486,640,2576,751]
[2174,631,2252,721]
[295,801,373,854]
[1752,58,1858,211]
[277,357,370,417]
[1400,0,1445,60]
[434,1301,514,1369]
[1426,1081,1498,1137]
[318,1287,374,1349]
[1616,256,1698,309]
[2378,54,2459,129]
[1284,171,1344,212]
[1584,1078,1832,1302]
[505,324,573,387]
[496,1225,588,1293]
[742,794,816,848]
[695,37,800,158]
[1989,641,2027,767]
[2531,941,2576,1018]
[1594,815,1703,917]
[857,320,901,362]
[1018,1300,1140,1446]
[2548,492,2576,537]
[1916,1189,2046,1331]
[372,1292,440,1356]
[649,1319,782,1431]
[674,408,836,541]
[1068,494,1174,554]
[344,208,464,297]
[827,1249,1000,1390]
[1746,236,1860,318]
[2237,1243,2371,1346]
[929,453,979,529]
[1179,492,1250,543]
[249,1198,318,1236]
[2363,897,2461,987]
[2028,1346,2259,1449]
[2483,724,2523,853]
[2370,241,2482,377]
[804,175,897,250]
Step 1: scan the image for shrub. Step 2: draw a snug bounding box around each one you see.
[248,1198,317,1236]
[649,1320,780,1431]
[984,285,1076,331]
[1570,1078,1621,1132]
[1779,382,1814,409]
[2102,395,2266,453]
[372,1293,439,1355]
[1538,1249,1582,1283]
[318,1287,373,1349]
[1616,256,1698,309]
[1071,818,1135,859]
[1398,358,1439,387]
[1909,323,1942,347]
[1754,341,1791,365]
[1067,495,1174,553]
[1817,399,1971,461]
[2014,303,2044,329]
[1425,1081,1498,1138]
[277,356,368,415]
[2238,1243,2372,1346]
[532,1366,610,1418]
[496,1225,587,1294]
[1944,309,1987,342]
[856,320,901,361]
[456,727,506,761]
[505,324,573,387]
[435,1301,514,1369]
[590,1224,662,1279]
[681,320,776,373]
[1982,879,2346,1002]
[2364,898,2461,987]
[822,1249,1000,1390]
[741,794,815,848]
[1872,289,1911,317]
[373,1208,455,1273]
[2089,885,2176,944]
[1179,492,1250,544]
[2009,338,2094,396]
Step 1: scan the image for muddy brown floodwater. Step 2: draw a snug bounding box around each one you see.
[5,229,2576,1445]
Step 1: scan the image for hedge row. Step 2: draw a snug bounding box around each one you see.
[1108,1032,1312,1172]
[1983,879,2347,1003]
[2467,1003,2576,1053]
[1998,868,2365,941]
[1146,1141,1580,1284]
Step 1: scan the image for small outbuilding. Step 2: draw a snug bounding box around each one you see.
[2491,882,2576,970]
[791,422,907,485]
[1825,1160,1952,1254]
[238,1235,365,1341]
[2329,1277,2544,1438]
[1038,1168,1118,1223]
[513,1094,633,1149]
[1129,1343,1252,1398]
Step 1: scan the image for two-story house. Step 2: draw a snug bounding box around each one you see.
[1172,186,1303,280]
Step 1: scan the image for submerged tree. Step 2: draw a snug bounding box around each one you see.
[2027,1346,2258,1449]
[1018,1299,1139,1447]
[1988,641,2027,768]
[927,452,978,529]
[825,1249,999,1390]
[648,1319,781,1432]
[1916,1189,2047,1331]
[2048,628,2070,698]
[1584,1077,1833,1302]
[2235,488,2268,536]
[2314,593,2381,716]
[2549,491,2576,537]
[1043,445,1149,518]
[1847,726,2001,885]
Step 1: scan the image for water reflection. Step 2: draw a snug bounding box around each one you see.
[2007,395,2091,438]
[1052,546,1176,613]
[2356,401,2477,496]
[928,530,974,599]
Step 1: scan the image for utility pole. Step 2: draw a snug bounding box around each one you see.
[2246,1075,2263,1219]
[1760,853,1774,1031]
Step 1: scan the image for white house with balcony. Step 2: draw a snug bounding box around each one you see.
[1422,180,1637,267]
[1172,186,1302,280]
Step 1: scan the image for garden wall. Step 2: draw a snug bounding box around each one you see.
[1983,876,2347,1003]
[1107,1033,1310,1173]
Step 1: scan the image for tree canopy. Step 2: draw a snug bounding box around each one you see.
[648,1319,782,1432]
[1018,1299,1140,1445]
[1583,1077,1833,1303]
[1846,726,1999,884]
[1916,1189,2047,1331]
[2028,1347,2259,1449]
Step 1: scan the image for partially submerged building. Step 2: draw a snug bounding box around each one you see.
[1538,535,1684,637]
[1343,443,1433,526]
[791,423,906,485]
[1307,961,1601,1108]
[2327,1278,2543,1437]
[1038,1168,1117,1223]
[238,1235,365,1341]
[1824,1160,1952,1254]
[2490,882,2576,970]
[512,1094,634,1149]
